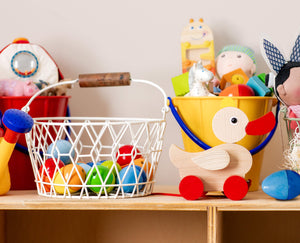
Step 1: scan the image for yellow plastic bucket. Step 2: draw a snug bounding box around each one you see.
[170,96,278,191]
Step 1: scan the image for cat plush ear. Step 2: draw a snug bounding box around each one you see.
[290,34,300,62]
[261,37,286,73]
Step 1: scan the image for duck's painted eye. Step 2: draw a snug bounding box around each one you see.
[237,54,242,58]
[190,26,194,30]
[198,26,202,29]
[230,117,238,125]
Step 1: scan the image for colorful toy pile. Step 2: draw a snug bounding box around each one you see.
[169,18,280,201]
[173,19,273,98]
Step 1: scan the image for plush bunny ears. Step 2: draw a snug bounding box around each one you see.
[261,34,300,73]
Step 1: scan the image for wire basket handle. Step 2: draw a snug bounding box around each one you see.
[22,72,169,118]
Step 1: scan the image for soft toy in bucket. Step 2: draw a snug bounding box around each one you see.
[168,96,279,200]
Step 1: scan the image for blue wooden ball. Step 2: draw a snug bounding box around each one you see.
[117,165,147,193]
[47,140,75,165]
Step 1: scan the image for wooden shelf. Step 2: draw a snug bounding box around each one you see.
[1,185,300,243]
[1,186,300,211]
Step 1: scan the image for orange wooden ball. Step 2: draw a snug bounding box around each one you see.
[134,158,153,181]
[54,164,86,194]
[219,84,255,97]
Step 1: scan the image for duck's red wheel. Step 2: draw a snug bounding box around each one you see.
[179,175,204,200]
[223,175,248,200]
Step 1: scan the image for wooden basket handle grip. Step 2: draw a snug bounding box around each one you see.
[78,72,131,87]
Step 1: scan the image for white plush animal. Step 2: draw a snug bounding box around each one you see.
[185,61,214,96]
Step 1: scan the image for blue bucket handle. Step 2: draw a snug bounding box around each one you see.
[168,97,280,155]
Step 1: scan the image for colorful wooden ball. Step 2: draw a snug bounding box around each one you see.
[38,158,64,192]
[116,145,142,167]
[219,84,255,97]
[86,165,115,194]
[54,164,86,194]
[47,140,75,165]
[134,158,153,180]
[77,162,92,174]
[117,165,147,193]
[86,160,105,167]
[101,160,121,177]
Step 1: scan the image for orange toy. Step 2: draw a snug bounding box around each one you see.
[219,84,255,97]
[54,164,86,194]
[219,68,249,90]
[134,158,153,180]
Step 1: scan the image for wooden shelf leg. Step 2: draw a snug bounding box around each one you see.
[0,210,5,243]
[207,206,222,243]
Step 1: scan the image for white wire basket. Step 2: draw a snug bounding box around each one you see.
[22,73,168,199]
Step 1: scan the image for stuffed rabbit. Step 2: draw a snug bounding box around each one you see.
[261,34,300,107]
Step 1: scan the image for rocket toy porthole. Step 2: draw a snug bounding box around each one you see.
[11,50,39,78]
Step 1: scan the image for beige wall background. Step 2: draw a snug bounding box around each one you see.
[0,0,299,186]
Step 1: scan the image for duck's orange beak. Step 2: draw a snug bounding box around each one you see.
[245,112,276,136]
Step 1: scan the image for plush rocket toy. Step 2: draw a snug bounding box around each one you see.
[0,38,64,96]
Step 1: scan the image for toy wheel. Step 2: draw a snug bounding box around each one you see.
[179,175,204,200]
[223,175,248,200]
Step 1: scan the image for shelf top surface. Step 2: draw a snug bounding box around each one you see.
[0,185,300,211]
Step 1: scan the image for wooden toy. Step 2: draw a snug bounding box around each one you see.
[39,158,64,192]
[0,109,33,195]
[168,99,277,200]
[171,72,190,96]
[47,140,75,165]
[262,170,300,200]
[219,84,255,97]
[116,145,142,167]
[101,160,122,177]
[134,158,153,180]
[181,18,215,73]
[184,61,214,97]
[77,162,92,174]
[219,68,249,90]
[86,165,115,194]
[169,143,252,200]
[247,76,272,96]
[87,161,104,167]
[117,165,147,193]
[54,164,86,194]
